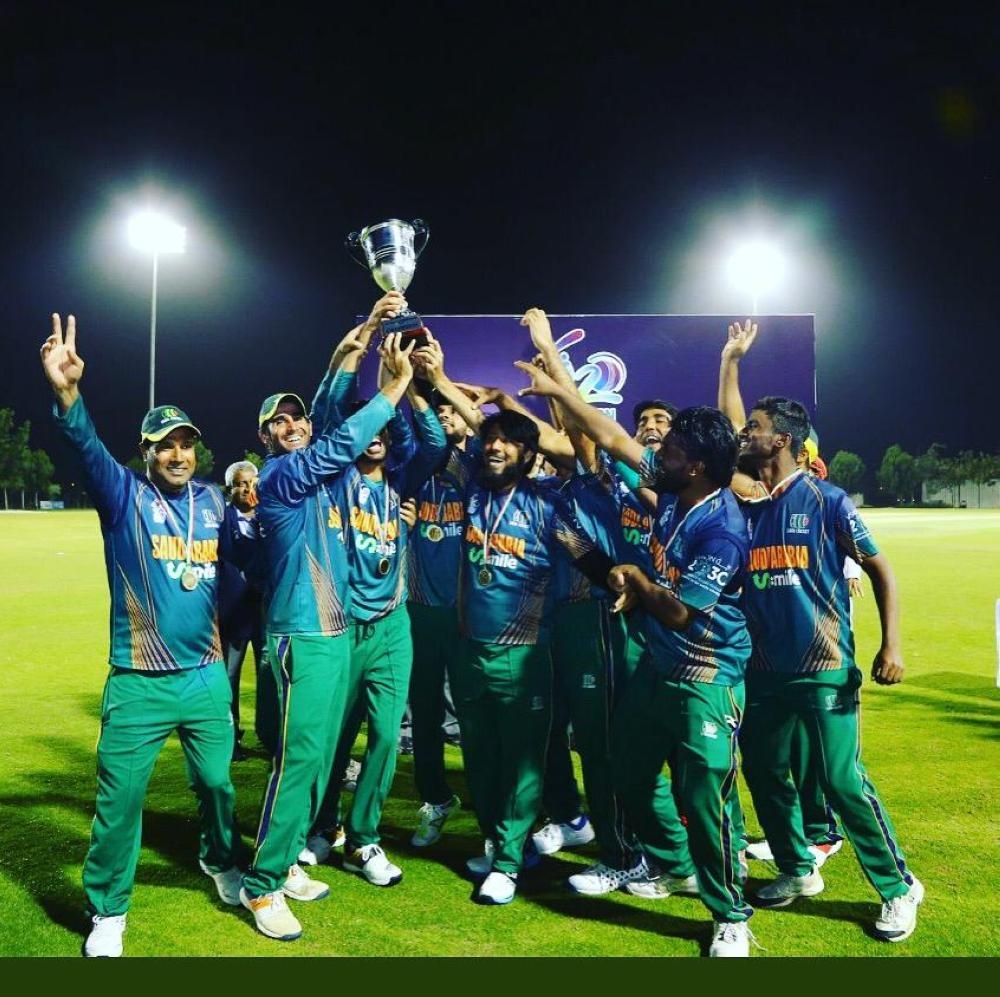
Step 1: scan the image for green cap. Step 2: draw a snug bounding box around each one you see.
[140,405,201,443]
[258,392,308,428]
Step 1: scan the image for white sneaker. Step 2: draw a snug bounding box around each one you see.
[874,877,924,942]
[466,839,495,878]
[199,860,244,906]
[240,887,302,941]
[84,914,126,957]
[568,857,648,896]
[411,795,461,848]
[343,844,403,887]
[809,838,844,868]
[624,872,699,900]
[298,826,346,866]
[709,920,750,957]
[477,871,517,905]
[753,867,824,908]
[745,839,773,862]
[532,815,596,856]
[282,863,330,901]
[343,758,362,792]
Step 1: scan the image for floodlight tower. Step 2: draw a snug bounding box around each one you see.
[726,240,786,315]
[128,211,187,410]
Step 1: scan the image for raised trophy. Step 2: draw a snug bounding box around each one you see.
[346,218,430,345]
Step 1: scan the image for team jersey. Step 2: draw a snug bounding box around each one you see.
[256,393,395,637]
[635,448,751,685]
[407,443,475,608]
[455,467,602,647]
[217,502,264,649]
[548,470,623,604]
[54,396,225,671]
[602,453,655,575]
[739,469,879,674]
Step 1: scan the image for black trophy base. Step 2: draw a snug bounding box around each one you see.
[382,309,428,348]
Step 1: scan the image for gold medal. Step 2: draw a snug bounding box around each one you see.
[377,557,391,576]
[180,568,199,591]
[426,524,445,543]
[477,567,493,586]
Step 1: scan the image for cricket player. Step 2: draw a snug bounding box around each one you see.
[41,313,244,958]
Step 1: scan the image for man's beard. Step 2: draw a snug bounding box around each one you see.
[475,458,528,492]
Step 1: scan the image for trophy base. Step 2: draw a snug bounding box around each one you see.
[382,309,428,348]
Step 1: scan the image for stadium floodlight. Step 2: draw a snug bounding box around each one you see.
[127,211,187,410]
[726,239,786,315]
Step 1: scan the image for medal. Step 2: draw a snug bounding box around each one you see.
[377,557,391,576]
[180,568,199,591]
[426,524,444,543]
[478,567,493,586]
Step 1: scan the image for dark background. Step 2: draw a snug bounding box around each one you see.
[2,2,996,485]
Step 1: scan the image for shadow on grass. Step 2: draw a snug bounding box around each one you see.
[0,732,268,944]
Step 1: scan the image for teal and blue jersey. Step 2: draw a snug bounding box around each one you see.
[313,371,446,622]
[256,393,395,637]
[455,472,603,646]
[739,470,879,674]
[407,442,477,608]
[602,452,655,575]
[548,469,624,604]
[53,395,225,671]
[637,449,751,686]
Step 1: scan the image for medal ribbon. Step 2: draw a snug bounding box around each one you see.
[150,482,195,576]
[481,484,518,569]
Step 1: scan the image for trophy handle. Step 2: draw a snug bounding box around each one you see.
[411,218,430,258]
[345,231,369,270]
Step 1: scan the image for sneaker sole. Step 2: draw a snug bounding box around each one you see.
[475,891,515,905]
[282,885,330,902]
[753,883,824,909]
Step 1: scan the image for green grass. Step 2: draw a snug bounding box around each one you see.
[1,508,998,958]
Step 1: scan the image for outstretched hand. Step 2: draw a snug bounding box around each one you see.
[514,359,562,399]
[40,313,84,409]
[520,307,555,352]
[721,319,758,362]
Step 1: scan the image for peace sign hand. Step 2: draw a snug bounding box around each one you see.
[40,313,84,410]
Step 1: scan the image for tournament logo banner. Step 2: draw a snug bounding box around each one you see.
[361,314,816,425]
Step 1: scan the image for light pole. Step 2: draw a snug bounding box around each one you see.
[128,211,187,410]
[726,240,786,315]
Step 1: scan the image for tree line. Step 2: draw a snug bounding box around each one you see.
[829,444,1000,506]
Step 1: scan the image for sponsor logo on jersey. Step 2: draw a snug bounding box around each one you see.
[510,510,530,530]
[201,508,219,528]
[751,569,802,589]
[151,499,167,524]
[748,545,810,571]
[151,535,219,562]
[464,524,526,559]
[418,499,464,524]
[787,513,811,534]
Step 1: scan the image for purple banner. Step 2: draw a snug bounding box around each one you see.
[361,314,815,428]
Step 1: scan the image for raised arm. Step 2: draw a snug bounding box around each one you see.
[41,313,84,412]
[516,360,644,470]
[41,313,129,523]
[718,319,757,430]
[413,331,485,433]
[521,308,599,473]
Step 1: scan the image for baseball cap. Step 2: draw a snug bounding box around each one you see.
[803,436,819,463]
[258,392,308,428]
[140,405,201,443]
[810,456,828,480]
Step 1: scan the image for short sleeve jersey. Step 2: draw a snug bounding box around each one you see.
[457,473,598,647]
[637,449,751,685]
[739,470,879,674]
[55,397,225,671]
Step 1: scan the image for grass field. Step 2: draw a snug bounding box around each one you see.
[1,508,998,959]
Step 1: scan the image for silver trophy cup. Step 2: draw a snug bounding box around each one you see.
[346,218,430,341]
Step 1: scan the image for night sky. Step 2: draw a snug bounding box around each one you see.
[2,3,997,489]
